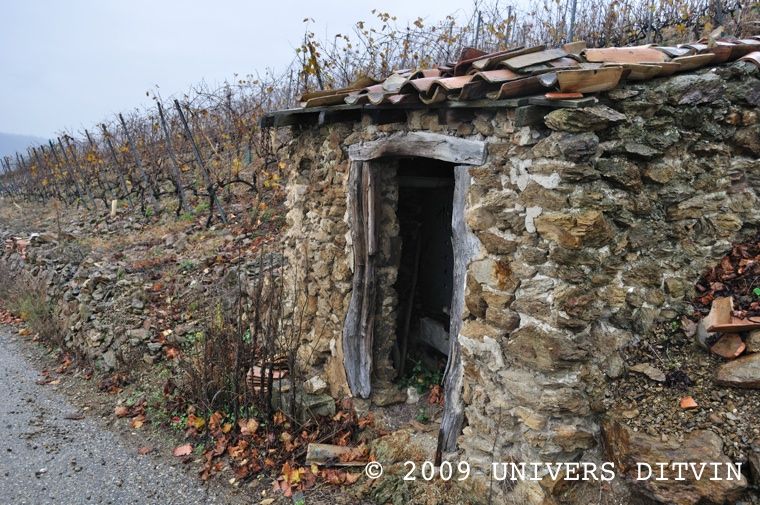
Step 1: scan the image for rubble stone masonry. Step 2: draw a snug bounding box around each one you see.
[281,61,759,502]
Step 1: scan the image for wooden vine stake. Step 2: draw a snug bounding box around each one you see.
[49,139,87,209]
[156,101,189,214]
[62,135,99,209]
[173,99,227,225]
[100,124,134,209]
[118,113,161,216]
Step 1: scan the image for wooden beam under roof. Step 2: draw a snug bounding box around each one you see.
[260,94,596,128]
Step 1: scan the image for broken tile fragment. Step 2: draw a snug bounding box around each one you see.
[711,333,746,359]
[680,396,698,409]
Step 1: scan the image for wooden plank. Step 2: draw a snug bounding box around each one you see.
[357,164,377,398]
[260,99,532,128]
[437,165,479,458]
[528,95,598,108]
[342,161,369,398]
[349,132,487,165]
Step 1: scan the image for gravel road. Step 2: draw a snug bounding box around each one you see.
[0,327,248,505]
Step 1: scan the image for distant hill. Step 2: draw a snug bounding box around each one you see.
[0,132,49,163]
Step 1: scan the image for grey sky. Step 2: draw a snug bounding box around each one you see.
[1,0,472,138]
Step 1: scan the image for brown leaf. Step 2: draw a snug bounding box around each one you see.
[137,446,153,455]
[114,405,130,417]
[239,418,259,436]
[187,414,206,431]
[130,415,145,429]
[173,443,193,457]
[428,384,444,405]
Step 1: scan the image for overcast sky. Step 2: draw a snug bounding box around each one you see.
[1,0,473,138]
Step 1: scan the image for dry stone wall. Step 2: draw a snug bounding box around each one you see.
[281,61,760,502]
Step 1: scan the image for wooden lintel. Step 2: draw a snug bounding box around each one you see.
[349,132,487,165]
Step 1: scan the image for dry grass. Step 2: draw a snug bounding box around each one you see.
[0,262,63,346]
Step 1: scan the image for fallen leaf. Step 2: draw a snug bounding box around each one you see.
[173,443,193,457]
[114,406,130,417]
[187,414,206,431]
[130,415,145,429]
[164,347,180,360]
[137,446,153,455]
[428,384,444,405]
[629,363,666,382]
[239,418,259,436]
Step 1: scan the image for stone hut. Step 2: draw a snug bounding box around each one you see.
[263,38,760,503]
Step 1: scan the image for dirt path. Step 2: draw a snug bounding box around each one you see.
[0,326,251,505]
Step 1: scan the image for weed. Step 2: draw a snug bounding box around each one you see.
[415,409,430,423]
[0,263,63,346]
[179,259,195,272]
[399,359,442,394]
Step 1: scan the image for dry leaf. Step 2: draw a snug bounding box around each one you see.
[173,443,193,457]
[130,415,145,429]
[239,418,259,436]
[187,414,206,431]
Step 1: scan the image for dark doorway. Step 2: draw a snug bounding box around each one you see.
[392,157,455,380]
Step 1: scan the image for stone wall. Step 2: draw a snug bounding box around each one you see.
[281,61,760,501]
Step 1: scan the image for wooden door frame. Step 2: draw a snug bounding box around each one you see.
[343,132,486,450]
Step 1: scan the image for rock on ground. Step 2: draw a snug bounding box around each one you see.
[716,353,760,389]
[602,418,747,505]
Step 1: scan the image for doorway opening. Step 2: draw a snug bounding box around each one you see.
[392,157,456,384]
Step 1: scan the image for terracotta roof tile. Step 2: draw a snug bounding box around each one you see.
[583,46,668,63]
[289,33,760,111]
[740,51,760,68]
[488,73,557,99]
[470,46,545,72]
[500,48,568,70]
[556,66,624,93]
[672,53,716,70]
